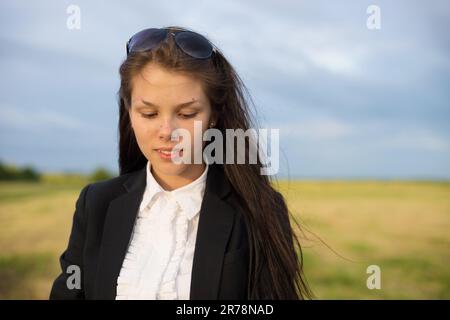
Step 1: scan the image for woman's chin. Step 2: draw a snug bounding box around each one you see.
[151,158,188,176]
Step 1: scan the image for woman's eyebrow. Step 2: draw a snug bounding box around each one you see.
[136,99,201,109]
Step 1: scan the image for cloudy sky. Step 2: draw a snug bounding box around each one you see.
[1,0,449,179]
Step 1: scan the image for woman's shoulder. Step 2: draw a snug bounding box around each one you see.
[79,168,144,210]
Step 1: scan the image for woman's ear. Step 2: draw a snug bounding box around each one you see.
[209,114,218,128]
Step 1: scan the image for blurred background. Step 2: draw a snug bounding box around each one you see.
[0,0,449,299]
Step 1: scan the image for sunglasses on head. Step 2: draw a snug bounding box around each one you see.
[126,27,216,59]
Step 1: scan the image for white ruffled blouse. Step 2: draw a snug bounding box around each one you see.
[115,160,208,300]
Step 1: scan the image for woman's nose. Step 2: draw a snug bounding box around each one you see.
[158,119,176,141]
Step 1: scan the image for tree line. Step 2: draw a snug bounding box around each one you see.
[0,160,114,182]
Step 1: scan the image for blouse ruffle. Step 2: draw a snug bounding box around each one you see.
[156,208,189,299]
[116,197,191,300]
[115,161,207,300]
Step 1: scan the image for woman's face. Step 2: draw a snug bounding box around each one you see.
[129,63,213,178]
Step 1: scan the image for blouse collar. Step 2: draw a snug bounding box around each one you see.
[139,160,209,220]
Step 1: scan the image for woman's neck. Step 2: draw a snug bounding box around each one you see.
[151,163,206,191]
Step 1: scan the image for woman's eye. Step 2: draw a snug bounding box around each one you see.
[142,113,157,119]
[140,112,197,119]
[179,113,197,119]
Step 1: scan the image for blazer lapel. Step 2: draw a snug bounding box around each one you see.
[94,167,146,299]
[189,164,235,300]
[94,163,235,300]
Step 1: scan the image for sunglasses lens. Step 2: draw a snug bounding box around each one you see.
[127,28,168,54]
[175,31,213,59]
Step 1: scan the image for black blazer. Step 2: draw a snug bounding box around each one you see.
[50,164,250,300]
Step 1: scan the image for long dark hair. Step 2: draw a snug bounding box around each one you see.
[117,26,312,299]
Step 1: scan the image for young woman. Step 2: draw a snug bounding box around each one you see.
[50,26,311,300]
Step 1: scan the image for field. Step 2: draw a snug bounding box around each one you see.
[1,177,449,299]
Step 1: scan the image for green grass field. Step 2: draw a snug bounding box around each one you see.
[1,177,449,299]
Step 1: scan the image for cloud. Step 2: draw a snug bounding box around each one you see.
[380,130,449,152]
[0,0,449,177]
[0,105,86,131]
[275,117,354,140]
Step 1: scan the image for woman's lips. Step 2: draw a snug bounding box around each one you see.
[155,148,183,160]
